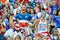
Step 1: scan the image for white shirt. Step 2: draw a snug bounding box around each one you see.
[4,28,24,40]
[4,28,14,37]
[13,8,17,16]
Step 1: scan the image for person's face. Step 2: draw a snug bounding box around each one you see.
[30,9,34,14]
[14,4,18,8]
[2,14,5,20]
[53,29,58,35]
[49,16,52,20]
[16,36,21,40]
[21,6,26,13]
[27,8,30,12]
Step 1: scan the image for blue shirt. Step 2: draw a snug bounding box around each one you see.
[15,13,33,21]
[50,5,58,15]
[53,16,60,28]
[3,19,10,30]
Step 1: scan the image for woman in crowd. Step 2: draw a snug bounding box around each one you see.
[53,9,60,35]
[51,28,58,40]
[35,15,50,40]
[34,2,41,14]
[38,15,50,33]
[53,9,57,16]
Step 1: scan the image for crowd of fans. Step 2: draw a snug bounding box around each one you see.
[0,0,60,40]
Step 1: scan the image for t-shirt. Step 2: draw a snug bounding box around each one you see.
[3,19,10,30]
[15,13,33,21]
[50,5,58,15]
[53,16,60,28]
[4,28,14,37]
[38,20,47,33]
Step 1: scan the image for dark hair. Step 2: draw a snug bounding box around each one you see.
[36,2,45,12]
[51,28,58,34]
[13,3,18,8]
[56,9,60,16]
[30,8,36,14]
[15,35,21,40]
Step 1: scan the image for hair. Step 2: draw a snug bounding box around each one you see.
[21,5,27,10]
[36,2,41,11]
[51,28,58,34]
[30,8,36,14]
[15,35,21,40]
[13,3,18,8]
[53,9,57,15]
[56,9,60,16]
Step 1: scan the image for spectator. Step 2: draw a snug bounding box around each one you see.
[15,5,38,40]
[4,16,15,40]
[51,28,58,40]
[34,2,41,14]
[53,10,60,35]
[48,15,55,34]
[46,2,51,14]
[50,1,58,15]
[0,19,6,34]
[53,10,57,16]
[0,0,60,40]
[27,7,31,14]
[2,14,10,30]
[13,3,19,16]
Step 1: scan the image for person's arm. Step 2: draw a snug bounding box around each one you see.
[53,16,56,23]
[47,22,50,32]
[9,16,14,29]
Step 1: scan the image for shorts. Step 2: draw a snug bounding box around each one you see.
[24,27,30,35]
